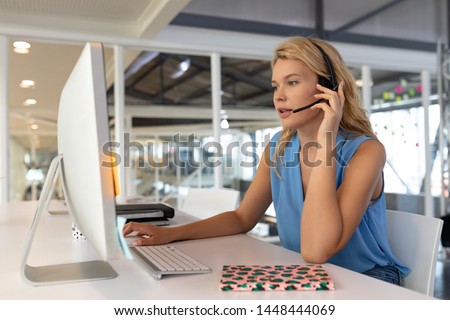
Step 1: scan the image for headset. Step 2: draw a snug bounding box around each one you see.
[292,42,339,113]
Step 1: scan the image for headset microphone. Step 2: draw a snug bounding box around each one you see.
[292,98,326,113]
[292,83,339,113]
[292,42,338,114]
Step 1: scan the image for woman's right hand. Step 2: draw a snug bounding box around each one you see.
[123,222,175,246]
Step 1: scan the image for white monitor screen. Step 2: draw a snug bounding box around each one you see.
[21,42,121,285]
[58,42,120,261]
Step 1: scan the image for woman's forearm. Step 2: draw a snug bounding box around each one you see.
[170,210,253,242]
[300,139,343,262]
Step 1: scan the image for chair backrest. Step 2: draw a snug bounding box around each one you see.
[386,209,443,296]
[180,187,240,219]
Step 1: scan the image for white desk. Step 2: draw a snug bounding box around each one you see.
[0,201,433,300]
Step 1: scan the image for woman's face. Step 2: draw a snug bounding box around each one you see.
[271,58,321,129]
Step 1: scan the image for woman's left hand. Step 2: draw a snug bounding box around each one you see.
[311,81,345,140]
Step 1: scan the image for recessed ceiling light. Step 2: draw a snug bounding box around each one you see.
[19,80,35,88]
[23,99,37,106]
[30,124,39,130]
[13,41,31,54]
[14,48,29,54]
[13,41,31,49]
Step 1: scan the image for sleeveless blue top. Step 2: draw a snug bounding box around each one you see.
[269,131,410,277]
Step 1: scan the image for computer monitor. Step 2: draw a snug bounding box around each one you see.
[20,42,121,285]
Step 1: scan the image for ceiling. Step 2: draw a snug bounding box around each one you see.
[1,0,446,151]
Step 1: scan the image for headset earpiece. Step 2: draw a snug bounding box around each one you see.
[318,75,333,90]
[292,41,339,113]
[312,42,338,91]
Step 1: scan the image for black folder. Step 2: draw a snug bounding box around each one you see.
[116,203,175,224]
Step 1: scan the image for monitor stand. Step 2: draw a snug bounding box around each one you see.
[43,156,67,216]
[20,154,117,286]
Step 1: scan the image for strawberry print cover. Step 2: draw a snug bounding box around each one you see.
[220,264,335,291]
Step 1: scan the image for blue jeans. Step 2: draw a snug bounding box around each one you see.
[362,265,402,286]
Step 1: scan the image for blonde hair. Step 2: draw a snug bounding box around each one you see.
[271,36,376,172]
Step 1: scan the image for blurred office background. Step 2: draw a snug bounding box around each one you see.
[0,0,449,298]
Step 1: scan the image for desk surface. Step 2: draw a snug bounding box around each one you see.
[0,201,433,300]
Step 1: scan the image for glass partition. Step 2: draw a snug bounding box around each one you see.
[108,50,278,207]
[7,40,441,216]
[371,104,440,195]
[368,68,440,214]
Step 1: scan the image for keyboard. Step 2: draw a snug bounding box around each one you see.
[129,245,212,280]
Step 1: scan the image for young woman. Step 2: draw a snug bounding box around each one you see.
[123,36,409,285]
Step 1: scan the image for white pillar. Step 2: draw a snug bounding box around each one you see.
[197,165,202,188]
[422,69,433,217]
[0,36,9,203]
[154,135,160,201]
[30,135,37,201]
[361,65,372,114]
[211,52,223,188]
[437,42,446,218]
[114,45,126,202]
[125,115,136,197]
[176,159,181,207]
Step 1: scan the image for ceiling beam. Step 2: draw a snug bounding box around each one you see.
[170,12,435,52]
[315,0,325,39]
[191,57,272,90]
[331,0,408,36]
[137,0,190,38]
[174,56,272,103]
[109,105,277,121]
[131,120,280,137]
[448,0,450,45]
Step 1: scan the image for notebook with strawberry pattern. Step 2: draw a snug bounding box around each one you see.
[220,264,335,291]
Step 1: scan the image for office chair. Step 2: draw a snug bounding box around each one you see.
[440,215,450,260]
[179,187,240,219]
[386,209,443,296]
